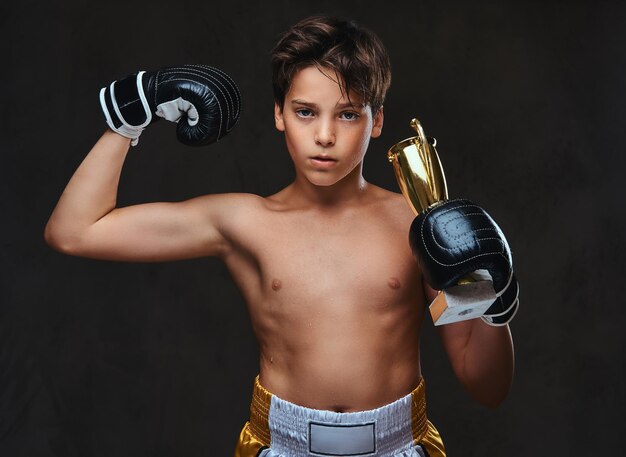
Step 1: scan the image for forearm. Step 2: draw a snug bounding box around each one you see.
[44,130,131,250]
[448,319,514,408]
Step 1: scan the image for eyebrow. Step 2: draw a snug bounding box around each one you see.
[291,99,365,110]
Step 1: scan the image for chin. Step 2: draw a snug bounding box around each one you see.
[307,174,342,187]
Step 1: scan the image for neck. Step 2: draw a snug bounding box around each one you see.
[288,164,370,210]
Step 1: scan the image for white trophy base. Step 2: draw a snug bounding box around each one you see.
[429,270,497,326]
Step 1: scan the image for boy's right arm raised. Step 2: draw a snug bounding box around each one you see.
[44,65,243,262]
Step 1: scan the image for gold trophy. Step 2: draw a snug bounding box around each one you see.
[388,119,496,325]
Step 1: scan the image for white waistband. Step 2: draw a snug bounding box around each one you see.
[264,391,424,457]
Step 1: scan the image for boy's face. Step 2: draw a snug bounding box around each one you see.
[274,66,384,187]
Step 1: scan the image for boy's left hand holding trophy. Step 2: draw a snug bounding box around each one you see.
[387,119,519,326]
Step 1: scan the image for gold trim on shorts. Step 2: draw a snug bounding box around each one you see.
[249,375,273,445]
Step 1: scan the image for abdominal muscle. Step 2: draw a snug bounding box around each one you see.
[242,271,427,412]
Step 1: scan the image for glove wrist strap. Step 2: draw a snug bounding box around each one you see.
[99,71,151,146]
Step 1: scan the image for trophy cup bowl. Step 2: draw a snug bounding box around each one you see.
[387,118,447,216]
[388,119,497,325]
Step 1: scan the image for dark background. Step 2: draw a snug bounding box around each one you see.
[2,0,625,455]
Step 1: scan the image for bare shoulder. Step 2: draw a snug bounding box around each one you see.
[188,191,266,215]
[366,185,415,227]
[196,191,278,237]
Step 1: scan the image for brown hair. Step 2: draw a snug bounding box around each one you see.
[271,15,391,114]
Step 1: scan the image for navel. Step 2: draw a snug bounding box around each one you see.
[332,405,349,413]
[271,279,282,291]
[387,277,401,290]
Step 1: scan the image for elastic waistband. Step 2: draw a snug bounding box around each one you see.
[249,376,428,456]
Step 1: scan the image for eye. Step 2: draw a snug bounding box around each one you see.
[340,111,360,121]
[295,108,314,118]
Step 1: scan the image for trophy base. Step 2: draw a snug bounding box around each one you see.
[429,271,497,326]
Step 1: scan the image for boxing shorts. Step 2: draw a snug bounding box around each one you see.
[234,376,446,457]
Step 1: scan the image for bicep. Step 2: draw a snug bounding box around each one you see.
[70,194,238,262]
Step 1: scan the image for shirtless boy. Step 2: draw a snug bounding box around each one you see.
[45,15,517,457]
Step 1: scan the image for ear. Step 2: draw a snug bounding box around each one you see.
[371,106,384,138]
[274,102,285,132]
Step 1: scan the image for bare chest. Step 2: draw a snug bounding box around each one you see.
[227,209,422,318]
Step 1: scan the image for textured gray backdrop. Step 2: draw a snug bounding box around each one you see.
[2,0,625,456]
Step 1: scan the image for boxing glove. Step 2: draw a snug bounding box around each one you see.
[99,64,241,146]
[409,199,519,326]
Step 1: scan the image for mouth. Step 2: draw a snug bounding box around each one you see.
[310,156,338,169]
[311,155,337,162]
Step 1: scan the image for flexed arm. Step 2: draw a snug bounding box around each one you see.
[45,65,242,261]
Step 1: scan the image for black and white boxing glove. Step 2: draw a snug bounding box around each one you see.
[99,64,241,146]
[409,199,519,326]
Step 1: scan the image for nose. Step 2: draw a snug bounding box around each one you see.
[315,118,335,147]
